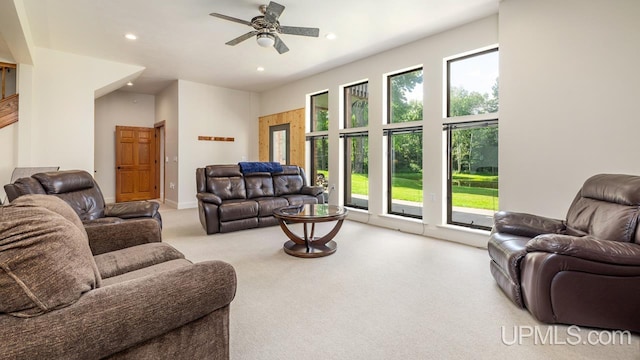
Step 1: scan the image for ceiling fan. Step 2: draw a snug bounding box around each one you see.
[210,1,320,54]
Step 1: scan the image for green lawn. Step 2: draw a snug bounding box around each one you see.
[323,170,498,210]
[452,186,499,210]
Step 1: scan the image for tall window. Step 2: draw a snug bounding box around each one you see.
[344,82,368,128]
[389,68,423,124]
[386,68,423,218]
[342,133,368,209]
[342,82,369,209]
[445,48,499,229]
[309,92,329,189]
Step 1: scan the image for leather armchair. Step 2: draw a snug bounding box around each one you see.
[4,170,162,253]
[488,174,640,332]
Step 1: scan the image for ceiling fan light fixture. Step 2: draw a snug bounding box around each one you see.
[256,33,275,48]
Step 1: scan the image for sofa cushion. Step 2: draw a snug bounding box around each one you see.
[13,194,87,234]
[207,177,246,200]
[566,197,639,242]
[245,174,275,199]
[33,170,107,220]
[254,197,289,216]
[94,242,186,279]
[580,173,640,206]
[33,170,95,194]
[8,177,46,197]
[0,197,101,317]
[273,174,304,196]
[206,164,242,177]
[218,200,258,221]
[99,259,193,286]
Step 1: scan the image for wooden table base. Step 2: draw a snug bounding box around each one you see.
[274,204,348,259]
[278,219,345,258]
[283,239,337,258]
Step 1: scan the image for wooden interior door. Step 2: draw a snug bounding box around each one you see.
[115,126,157,202]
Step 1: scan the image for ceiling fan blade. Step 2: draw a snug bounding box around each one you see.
[226,31,259,46]
[264,1,285,24]
[273,34,289,54]
[209,13,252,26]
[279,26,320,37]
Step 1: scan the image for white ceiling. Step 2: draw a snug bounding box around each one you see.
[20,0,498,94]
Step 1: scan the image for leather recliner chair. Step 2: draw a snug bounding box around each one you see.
[488,174,640,332]
[4,170,163,254]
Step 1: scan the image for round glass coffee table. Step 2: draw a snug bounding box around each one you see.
[273,204,348,258]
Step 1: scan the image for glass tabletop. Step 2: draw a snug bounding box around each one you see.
[274,204,347,220]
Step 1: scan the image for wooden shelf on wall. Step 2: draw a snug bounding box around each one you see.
[198,136,234,142]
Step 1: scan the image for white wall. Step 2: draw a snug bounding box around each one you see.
[22,47,144,173]
[177,80,259,209]
[155,81,179,207]
[499,0,640,218]
[94,90,156,203]
[260,15,499,247]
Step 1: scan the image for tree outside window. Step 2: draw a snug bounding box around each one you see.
[446,48,499,229]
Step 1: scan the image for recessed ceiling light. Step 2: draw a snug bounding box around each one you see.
[125,33,137,40]
[257,66,265,72]
[126,81,133,86]
[325,33,337,40]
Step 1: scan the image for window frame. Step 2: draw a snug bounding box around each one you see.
[446,47,498,118]
[341,131,369,210]
[307,91,330,190]
[387,67,424,124]
[385,126,423,219]
[444,47,499,230]
[310,91,329,132]
[343,81,369,129]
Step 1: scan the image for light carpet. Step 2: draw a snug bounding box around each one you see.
[160,207,639,360]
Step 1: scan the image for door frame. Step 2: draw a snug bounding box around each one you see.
[269,123,290,164]
[154,120,166,203]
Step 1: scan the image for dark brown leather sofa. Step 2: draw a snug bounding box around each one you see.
[196,164,325,234]
[488,174,640,332]
[4,170,163,253]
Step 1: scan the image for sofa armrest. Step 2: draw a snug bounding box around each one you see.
[85,218,161,255]
[493,211,565,238]
[0,260,236,360]
[105,201,160,219]
[197,192,222,205]
[527,234,640,266]
[300,185,324,197]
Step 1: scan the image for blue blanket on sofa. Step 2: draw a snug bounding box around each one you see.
[238,161,283,174]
